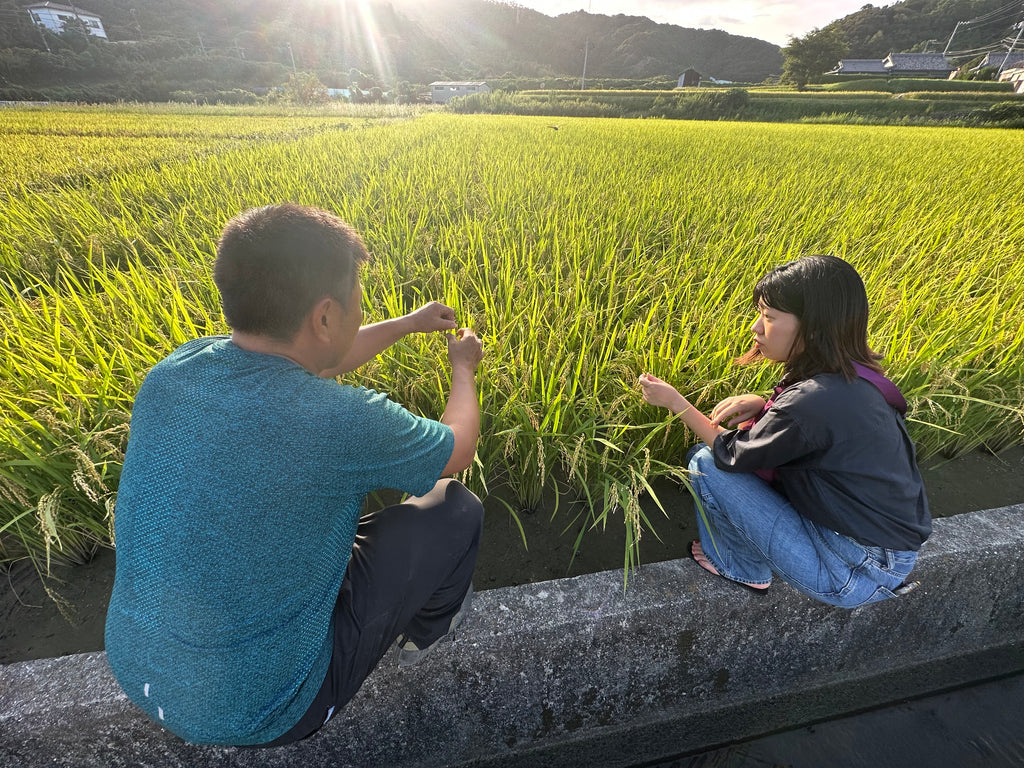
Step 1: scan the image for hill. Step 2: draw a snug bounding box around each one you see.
[0,0,783,100]
[824,0,1021,58]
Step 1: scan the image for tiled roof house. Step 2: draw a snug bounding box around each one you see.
[882,53,955,78]
[971,51,1024,72]
[830,59,888,75]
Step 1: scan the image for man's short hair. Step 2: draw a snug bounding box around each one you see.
[214,204,370,341]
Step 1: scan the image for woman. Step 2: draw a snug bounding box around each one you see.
[638,254,930,608]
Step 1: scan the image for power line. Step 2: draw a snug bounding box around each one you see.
[945,2,1024,55]
[958,0,1022,27]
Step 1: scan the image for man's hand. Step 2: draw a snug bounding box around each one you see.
[710,394,767,428]
[446,329,483,372]
[327,301,459,376]
[638,373,687,414]
[440,329,483,476]
[407,301,458,334]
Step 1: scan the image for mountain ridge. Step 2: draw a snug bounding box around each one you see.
[0,0,784,88]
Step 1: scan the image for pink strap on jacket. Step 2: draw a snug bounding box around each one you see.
[750,363,907,483]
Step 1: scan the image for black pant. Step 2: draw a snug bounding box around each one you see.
[259,478,483,747]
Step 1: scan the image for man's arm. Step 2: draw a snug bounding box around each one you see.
[325,301,457,377]
[441,330,483,476]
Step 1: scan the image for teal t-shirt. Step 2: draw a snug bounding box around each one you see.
[105,337,454,745]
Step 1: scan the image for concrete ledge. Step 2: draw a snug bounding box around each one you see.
[2,505,1023,767]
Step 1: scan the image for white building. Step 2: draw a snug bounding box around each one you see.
[999,66,1024,94]
[26,2,107,39]
[429,82,490,104]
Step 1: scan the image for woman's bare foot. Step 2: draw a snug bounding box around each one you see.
[690,541,771,590]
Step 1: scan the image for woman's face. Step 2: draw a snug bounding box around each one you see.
[752,300,801,363]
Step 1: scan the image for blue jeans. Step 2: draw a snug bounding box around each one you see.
[687,445,917,609]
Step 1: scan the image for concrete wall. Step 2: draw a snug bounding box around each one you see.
[2,505,1023,767]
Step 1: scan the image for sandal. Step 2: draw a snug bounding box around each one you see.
[689,541,770,592]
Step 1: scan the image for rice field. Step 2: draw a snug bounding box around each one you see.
[2,105,1023,574]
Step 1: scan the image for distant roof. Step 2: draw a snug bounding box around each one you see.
[976,51,1024,68]
[24,1,101,14]
[835,59,887,73]
[429,81,488,87]
[883,53,954,71]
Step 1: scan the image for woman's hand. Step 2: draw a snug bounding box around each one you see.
[710,394,766,428]
[638,373,688,414]
[639,373,724,444]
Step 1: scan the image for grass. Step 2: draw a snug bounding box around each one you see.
[2,106,1023,580]
[448,85,1023,124]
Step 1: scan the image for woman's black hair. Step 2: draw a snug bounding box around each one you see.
[736,254,882,383]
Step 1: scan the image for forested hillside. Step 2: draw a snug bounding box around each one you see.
[0,0,782,100]
[825,0,1021,57]
[5,0,1016,101]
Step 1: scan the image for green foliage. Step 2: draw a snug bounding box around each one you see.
[986,101,1024,120]
[824,0,1014,59]
[449,90,620,118]
[826,77,1015,93]
[169,88,260,105]
[960,100,1024,126]
[0,0,784,100]
[277,71,330,105]
[446,85,1022,125]
[452,88,753,121]
[782,28,850,89]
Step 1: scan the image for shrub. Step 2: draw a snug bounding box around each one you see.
[169,89,259,106]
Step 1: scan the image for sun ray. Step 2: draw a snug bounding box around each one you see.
[345,0,395,87]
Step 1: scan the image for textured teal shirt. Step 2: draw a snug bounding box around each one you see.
[105,337,454,745]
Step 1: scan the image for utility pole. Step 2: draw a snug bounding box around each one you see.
[286,42,296,72]
[580,0,592,90]
[67,0,86,35]
[998,20,1024,76]
[581,39,589,90]
[943,20,963,55]
[35,20,51,53]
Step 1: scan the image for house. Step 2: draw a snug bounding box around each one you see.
[828,54,954,78]
[829,59,887,76]
[677,68,702,88]
[882,53,954,78]
[971,51,1024,74]
[429,82,490,104]
[25,2,107,38]
[999,65,1024,94]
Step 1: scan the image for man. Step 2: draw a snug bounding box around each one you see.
[105,203,484,747]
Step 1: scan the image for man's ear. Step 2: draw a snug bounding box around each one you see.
[310,296,335,342]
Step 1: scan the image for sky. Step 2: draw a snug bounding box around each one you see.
[511,1,888,47]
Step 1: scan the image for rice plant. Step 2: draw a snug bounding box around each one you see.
[2,107,1022,578]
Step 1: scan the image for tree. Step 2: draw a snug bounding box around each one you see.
[782,28,849,89]
[280,71,328,104]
